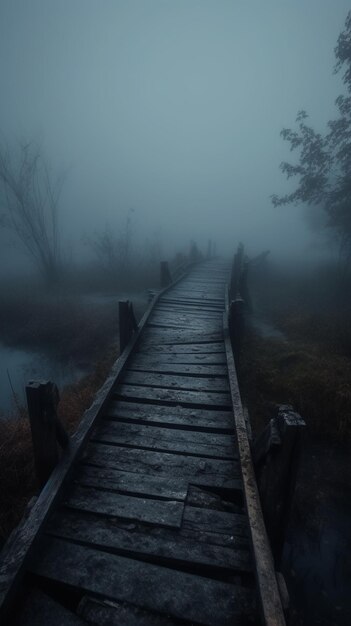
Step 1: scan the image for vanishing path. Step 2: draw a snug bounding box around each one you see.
[0,260,285,625]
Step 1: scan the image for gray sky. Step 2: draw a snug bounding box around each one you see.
[0,0,350,262]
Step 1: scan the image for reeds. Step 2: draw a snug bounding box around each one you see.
[0,352,114,545]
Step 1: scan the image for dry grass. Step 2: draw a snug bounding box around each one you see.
[0,291,118,361]
[0,416,36,542]
[240,328,351,440]
[0,349,115,545]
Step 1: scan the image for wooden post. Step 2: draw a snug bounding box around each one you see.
[240,261,252,312]
[252,405,306,565]
[230,244,244,300]
[230,251,238,300]
[119,300,130,353]
[229,297,245,363]
[160,261,172,288]
[26,381,69,489]
[119,300,138,353]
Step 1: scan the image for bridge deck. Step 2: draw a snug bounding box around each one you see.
[1,261,281,625]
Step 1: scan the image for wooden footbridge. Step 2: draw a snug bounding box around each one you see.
[0,259,286,625]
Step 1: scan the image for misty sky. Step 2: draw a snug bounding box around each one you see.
[0,0,350,263]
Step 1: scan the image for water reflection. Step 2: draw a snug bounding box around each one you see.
[283,474,351,625]
[0,343,90,413]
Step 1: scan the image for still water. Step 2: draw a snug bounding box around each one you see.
[283,483,351,625]
[0,290,149,414]
[0,343,89,413]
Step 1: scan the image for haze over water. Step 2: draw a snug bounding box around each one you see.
[0,1,350,264]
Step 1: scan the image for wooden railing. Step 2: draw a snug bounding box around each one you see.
[0,252,197,623]
[228,243,247,363]
[226,245,306,625]
[26,381,69,489]
[26,254,194,491]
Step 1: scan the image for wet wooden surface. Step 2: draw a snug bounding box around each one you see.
[1,261,269,625]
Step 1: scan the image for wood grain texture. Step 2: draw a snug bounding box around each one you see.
[0,265,191,622]
[64,485,184,528]
[78,596,179,626]
[83,442,239,488]
[126,361,228,376]
[74,465,189,500]
[48,509,252,573]
[224,308,286,625]
[136,341,225,354]
[92,421,235,458]
[105,400,234,432]
[122,370,229,392]
[115,384,232,408]
[30,537,256,626]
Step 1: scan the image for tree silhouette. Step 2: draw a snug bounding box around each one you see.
[0,141,63,282]
[272,11,351,262]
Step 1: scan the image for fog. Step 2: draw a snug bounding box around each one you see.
[0,0,350,267]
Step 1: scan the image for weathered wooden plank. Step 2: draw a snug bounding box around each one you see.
[186,484,243,512]
[19,589,86,626]
[122,370,229,392]
[136,341,225,354]
[163,297,224,306]
[92,421,236,459]
[180,527,249,551]
[142,329,223,345]
[78,596,178,626]
[115,384,232,408]
[0,267,192,623]
[106,400,234,432]
[51,506,249,554]
[155,306,223,318]
[159,297,223,310]
[155,301,223,310]
[129,353,228,365]
[151,309,222,322]
[47,509,252,573]
[177,289,223,294]
[160,287,224,300]
[147,321,222,333]
[64,485,184,528]
[30,537,256,625]
[83,442,239,488]
[127,361,228,377]
[150,308,221,320]
[169,289,223,298]
[171,285,225,291]
[25,381,62,489]
[74,465,188,501]
[145,327,224,338]
[183,506,248,537]
[224,307,286,625]
[158,305,223,316]
[150,313,223,326]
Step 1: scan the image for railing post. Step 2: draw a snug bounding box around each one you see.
[252,405,306,565]
[229,297,245,362]
[230,243,244,300]
[160,261,172,288]
[119,300,138,353]
[240,261,252,312]
[26,381,69,489]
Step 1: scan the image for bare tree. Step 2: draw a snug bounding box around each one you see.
[0,141,63,282]
[87,209,136,277]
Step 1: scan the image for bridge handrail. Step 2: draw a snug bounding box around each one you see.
[224,286,286,626]
[0,265,191,623]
